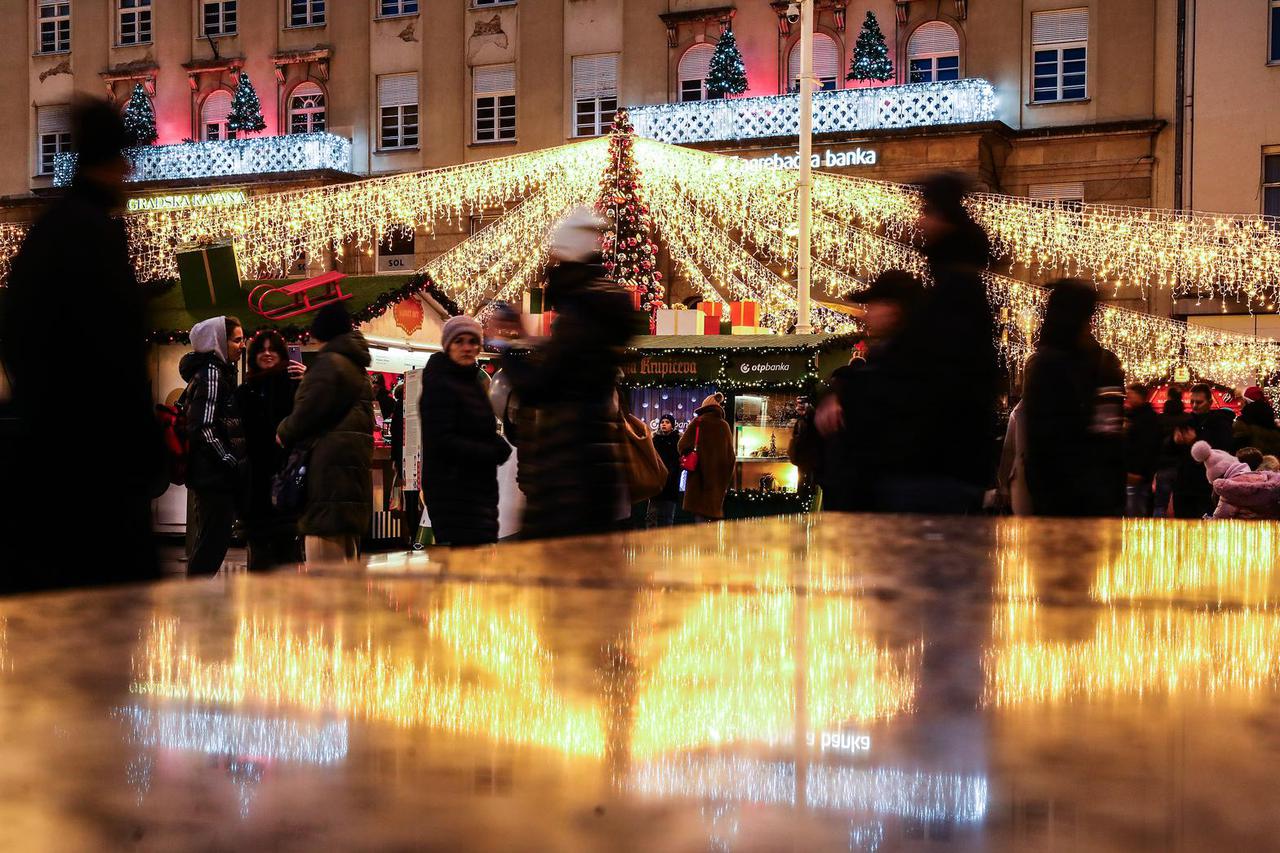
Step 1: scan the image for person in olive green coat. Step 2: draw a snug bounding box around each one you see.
[678,394,737,520]
[277,304,375,564]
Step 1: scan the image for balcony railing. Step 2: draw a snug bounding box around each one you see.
[53,132,352,187]
[629,78,998,145]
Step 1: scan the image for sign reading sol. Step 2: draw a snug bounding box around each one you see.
[127,190,249,212]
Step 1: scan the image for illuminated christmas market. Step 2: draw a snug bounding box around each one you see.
[2,1,1280,850]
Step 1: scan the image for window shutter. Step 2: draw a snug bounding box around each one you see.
[572,54,618,101]
[473,64,515,95]
[789,34,840,82]
[678,44,714,83]
[909,21,960,57]
[1029,181,1085,203]
[1032,8,1088,45]
[202,90,232,124]
[378,73,418,108]
[36,104,70,135]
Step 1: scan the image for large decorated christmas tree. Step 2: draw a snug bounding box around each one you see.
[227,72,267,137]
[597,108,664,318]
[848,11,894,83]
[705,29,749,99]
[121,82,157,147]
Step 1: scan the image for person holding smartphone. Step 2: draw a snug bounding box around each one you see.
[235,330,306,570]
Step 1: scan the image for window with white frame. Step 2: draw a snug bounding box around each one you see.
[1271,1,1280,63]
[117,0,151,45]
[36,105,71,176]
[379,0,417,16]
[289,0,324,27]
[473,64,516,143]
[37,0,71,54]
[378,73,419,149]
[573,54,618,137]
[1029,181,1085,209]
[1263,152,1280,218]
[678,44,714,102]
[1032,9,1087,102]
[202,0,236,36]
[788,34,839,92]
[908,21,960,83]
[288,82,326,134]
[201,90,233,140]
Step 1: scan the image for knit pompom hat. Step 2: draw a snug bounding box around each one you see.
[440,315,483,351]
[1192,440,1251,483]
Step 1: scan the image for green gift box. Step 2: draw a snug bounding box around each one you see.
[176,243,243,310]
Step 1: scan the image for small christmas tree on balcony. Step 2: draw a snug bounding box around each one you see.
[121,83,157,147]
[597,108,664,317]
[847,11,894,83]
[705,28,748,99]
[227,71,267,137]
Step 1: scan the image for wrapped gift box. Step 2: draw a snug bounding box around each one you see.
[697,301,725,319]
[630,289,644,311]
[720,317,733,335]
[176,243,242,310]
[732,325,767,336]
[730,300,759,327]
[703,314,722,335]
[676,309,706,336]
[655,308,680,336]
[522,287,545,315]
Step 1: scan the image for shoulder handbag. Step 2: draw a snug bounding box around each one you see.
[681,424,701,472]
[620,411,669,503]
[271,445,311,513]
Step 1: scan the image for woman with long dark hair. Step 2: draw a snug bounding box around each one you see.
[235,329,305,570]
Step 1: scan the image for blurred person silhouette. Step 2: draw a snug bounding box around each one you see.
[491,208,635,539]
[1123,383,1162,517]
[1234,385,1280,455]
[864,173,1000,513]
[1152,385,1187,516]
[277,304,374,564]
[419,315,512,546]
[814,271,924,511]
[181,316,247,576]
[234,330,305,570]
[1022,280,1126,517]
[0,98,163,592]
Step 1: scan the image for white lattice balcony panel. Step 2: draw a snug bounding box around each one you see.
[53,132,352,187]
[629,79,998,145]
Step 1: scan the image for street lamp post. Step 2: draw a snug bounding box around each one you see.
[795,0,815,335]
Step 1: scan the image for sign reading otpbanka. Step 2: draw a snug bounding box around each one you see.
[126,190,249,212]
[725,351,810,385]
[741,148,878,170]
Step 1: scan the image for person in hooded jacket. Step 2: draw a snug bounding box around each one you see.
[647,414,684,527]
[1022,280,1126,517]
[420,316,512,545]
[278,304,375,564]
[679,394,736,521]
[0,99,163,592]
[181,315,247,575]
[234,330,305,570]
[494,208,635,539]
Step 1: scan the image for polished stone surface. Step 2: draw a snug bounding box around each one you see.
[3,515,1280,851]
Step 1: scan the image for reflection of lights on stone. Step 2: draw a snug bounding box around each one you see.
[115,705,349,766]
[133,589,605,756]
[630,755,988,823]
[985,520,1280,706]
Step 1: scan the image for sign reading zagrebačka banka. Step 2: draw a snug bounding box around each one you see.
[741,148,878,170]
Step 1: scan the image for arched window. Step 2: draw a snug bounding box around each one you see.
[678,44,715,102]
[288,82,326,134]
[788,33,840,92]
[907,21,961,83]
[201,89,233,141]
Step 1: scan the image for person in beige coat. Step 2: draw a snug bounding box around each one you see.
[678,394,736,521]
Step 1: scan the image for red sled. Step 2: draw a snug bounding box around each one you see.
[248,271,353,320]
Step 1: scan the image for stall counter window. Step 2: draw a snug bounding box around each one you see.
[732,392,802,493]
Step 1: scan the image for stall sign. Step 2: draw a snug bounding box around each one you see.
[726,352,810,385]
[622,353,720,384]
[126,190,248,212]
[741,147,878,171]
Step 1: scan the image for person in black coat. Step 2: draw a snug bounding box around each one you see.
[0,100,163,592]
[646,414,683,527]
[1123,383,1163,517]
[235,330,304,570]
[421,316,512,545]
[1022,280,1126,517]
[1168,383,1236,518]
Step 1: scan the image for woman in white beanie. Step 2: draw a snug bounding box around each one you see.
[419,315,512,545]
